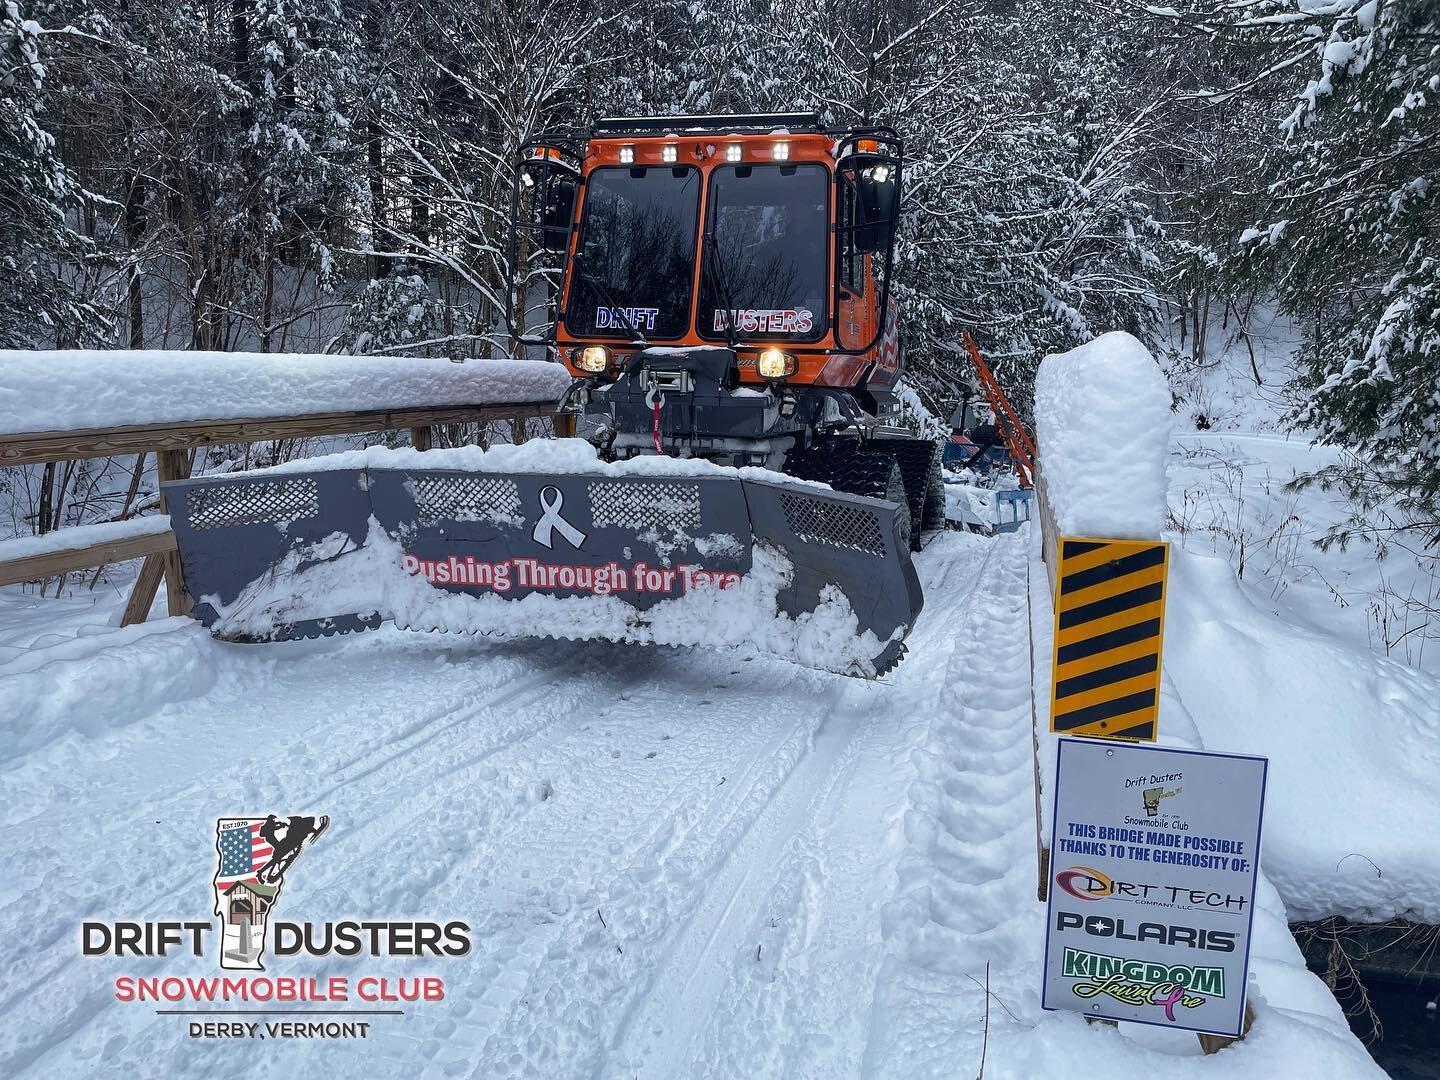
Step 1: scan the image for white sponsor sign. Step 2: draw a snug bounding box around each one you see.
[1042,737,1267,1036]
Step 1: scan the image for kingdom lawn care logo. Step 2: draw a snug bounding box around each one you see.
[82,813,473,1039]
[1062,948,1217,1022]
[214,815,328,970]
[1062,947,1225,996]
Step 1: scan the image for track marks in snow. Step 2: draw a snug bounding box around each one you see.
[3,532,1003,1080]
[673,532,998,1079]
[446,678,842,1079]
[603,684,864,1078]
[864,533,1043,1080]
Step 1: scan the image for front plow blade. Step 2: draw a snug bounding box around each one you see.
[164,464,924,676]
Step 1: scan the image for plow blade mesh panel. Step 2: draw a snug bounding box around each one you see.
[186,477,319,530]
[778,491,887,557]
[587,480,702,531]
[411,475,521,523]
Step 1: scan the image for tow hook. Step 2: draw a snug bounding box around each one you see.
[645,385,666,453]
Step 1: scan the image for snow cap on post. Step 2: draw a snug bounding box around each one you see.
[1034,331,1170,539]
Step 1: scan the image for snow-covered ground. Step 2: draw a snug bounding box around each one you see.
[1164,308,1440,674]
[0,528,1382,1078]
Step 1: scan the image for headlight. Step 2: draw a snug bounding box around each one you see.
[756,348,797,379]
[576,345,611,373]
[869,163,892,184]
[519,169,535,189]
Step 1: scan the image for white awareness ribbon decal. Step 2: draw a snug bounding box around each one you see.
[531,485,588,550]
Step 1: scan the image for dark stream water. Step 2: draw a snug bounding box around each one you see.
[1345,980,1440,1078]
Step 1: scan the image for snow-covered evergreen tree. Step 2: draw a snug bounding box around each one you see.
[1209,0,1440,544]
[0,1,104,346]
[338,268,442,355]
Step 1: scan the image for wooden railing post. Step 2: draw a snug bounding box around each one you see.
[122,553,168,626]
[155,449,194,617]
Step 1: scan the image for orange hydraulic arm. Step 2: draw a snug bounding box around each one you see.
[962,334,1036,488]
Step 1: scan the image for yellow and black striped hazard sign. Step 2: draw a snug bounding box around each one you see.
[1049,537,1169,741]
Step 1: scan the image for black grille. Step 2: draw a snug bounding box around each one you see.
[779,491,887,557]
[186,478,319,530]
[411,476,522,525]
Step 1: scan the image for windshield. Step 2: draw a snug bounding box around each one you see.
[564,166,700,339]
[699,164,829,342]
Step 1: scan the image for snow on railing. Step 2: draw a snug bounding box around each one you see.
[0,349,571,440]
[0,349,572,624]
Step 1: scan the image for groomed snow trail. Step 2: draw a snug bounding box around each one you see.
[1,532,998,1079]
[0,527,1380,1078]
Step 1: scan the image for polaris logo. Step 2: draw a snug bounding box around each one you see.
[1054,911,1236,952]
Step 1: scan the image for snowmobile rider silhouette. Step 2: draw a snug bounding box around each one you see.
[258,814,329,885]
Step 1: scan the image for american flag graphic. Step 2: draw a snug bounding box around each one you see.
[215,819,272,887]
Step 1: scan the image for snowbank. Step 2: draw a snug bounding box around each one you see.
[1030,532,1440,925]
[0,350,572,434]
[0,618,224,767]
[1163,547,1440,923]
[1034,331,1171,538]
[885,533,1381,1078]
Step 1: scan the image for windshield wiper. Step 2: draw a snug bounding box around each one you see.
[704,232,741,350]
[570,250,649,347]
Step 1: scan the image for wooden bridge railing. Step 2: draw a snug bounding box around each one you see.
[0,401,563,626]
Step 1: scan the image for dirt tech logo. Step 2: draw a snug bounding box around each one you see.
[214,814,328,970]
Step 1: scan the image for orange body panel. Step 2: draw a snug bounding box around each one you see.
[553,131,889,389]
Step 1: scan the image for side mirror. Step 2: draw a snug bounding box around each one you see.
[839,153,900,254]
[538,170,577,253]
[517,152,579,254]
[854,163,898,253]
